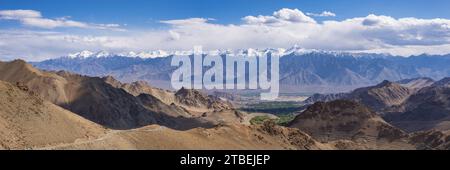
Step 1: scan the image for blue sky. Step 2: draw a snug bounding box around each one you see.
[1,0,450,27]
[1,0,450,60]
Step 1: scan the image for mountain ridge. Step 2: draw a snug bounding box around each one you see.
[33,51,450,93]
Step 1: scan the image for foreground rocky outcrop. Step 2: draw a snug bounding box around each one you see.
[0,80,106,149]
[410,130,450,150]
[40,122,333,150]
[289,100,413,149]
[0,60,240,130]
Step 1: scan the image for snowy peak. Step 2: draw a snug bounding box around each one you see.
[137,50,170,58]
[68,50,112,58]
[62,46,395,60]
[68,50,94,58]
[68,50,171,59]
[94,51,111,58]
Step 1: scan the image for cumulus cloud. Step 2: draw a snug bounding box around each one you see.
[0,10,41,19]
[307,11,336,17]
[0,9,124,30]
[341,14,450,46]
[1,8,450,61]
[243,8,316,25]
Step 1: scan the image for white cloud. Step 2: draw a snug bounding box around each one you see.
[243,8,316,25]
[0,9,124,30]
[168,30,181,40]
[1,8,450,61]
[307,11,336,17]
[360,43,450,57]
[0,10,41,19]
[160,18,212,25]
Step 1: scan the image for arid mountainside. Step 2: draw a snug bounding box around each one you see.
[39,122,333,150]
[0,60,161,128]
[102,75,194,119]
[396,77,435,90]
[304,93,348,104]
[0,60,237,130]
[302,77,450,140]
[103,74,240,126]
[347,81,413,112]
[0,60,69,104]
[108,81,236,113]
[0,60,160,129]
[55,71,162,129]
[103,76,176,105]
[0,78,329,150]
[410,130,450,150]
[304,80,413,113]
[0,80,106,149]
[386,82,450,132]
[175,87,233,112]
[104,75,234,114]
[431,77,450,87]
[1,59,449,150]
[288,100,412,149]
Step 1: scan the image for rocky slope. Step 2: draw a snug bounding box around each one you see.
[0,60,244,130]
[0,82,439,150]
[103,75,239,126]
[347,80,413,112]
[431,77,450,87]
[288,100,410,149]
[2,59,450,150]
[304,93,348,104]
[175,87,234,113]
[0,60,162,129]
[0,60,69,104]
[396,77,435,90]
[304,80,413,113]
[410,130,450,150]
[0,80,106,149]
[385,80,450,132]
[37,121,333,150]
[103,75,176,105]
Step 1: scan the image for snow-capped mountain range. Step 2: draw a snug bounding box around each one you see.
[64,46,375,59]
[33,46,450,94]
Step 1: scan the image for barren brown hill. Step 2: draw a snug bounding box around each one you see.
[103,76,176,105]
[0,60,160,129]
[3,59,444,150]
[303,80,413,113]
[55,71,160,129]
[175,87,233,112]
[288,100,411,149]
[0,77,329,150]
[137,93,189,117]
[410,130,450,150]
[0,80,106,149]
[385,81,450,132]
[103,75,244,127]
[0,60,243,130]
[104,75,237,119]
[39,121,332,150]
[0,59,69,104]
[347,80,413,112]
[396,77,435,90]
